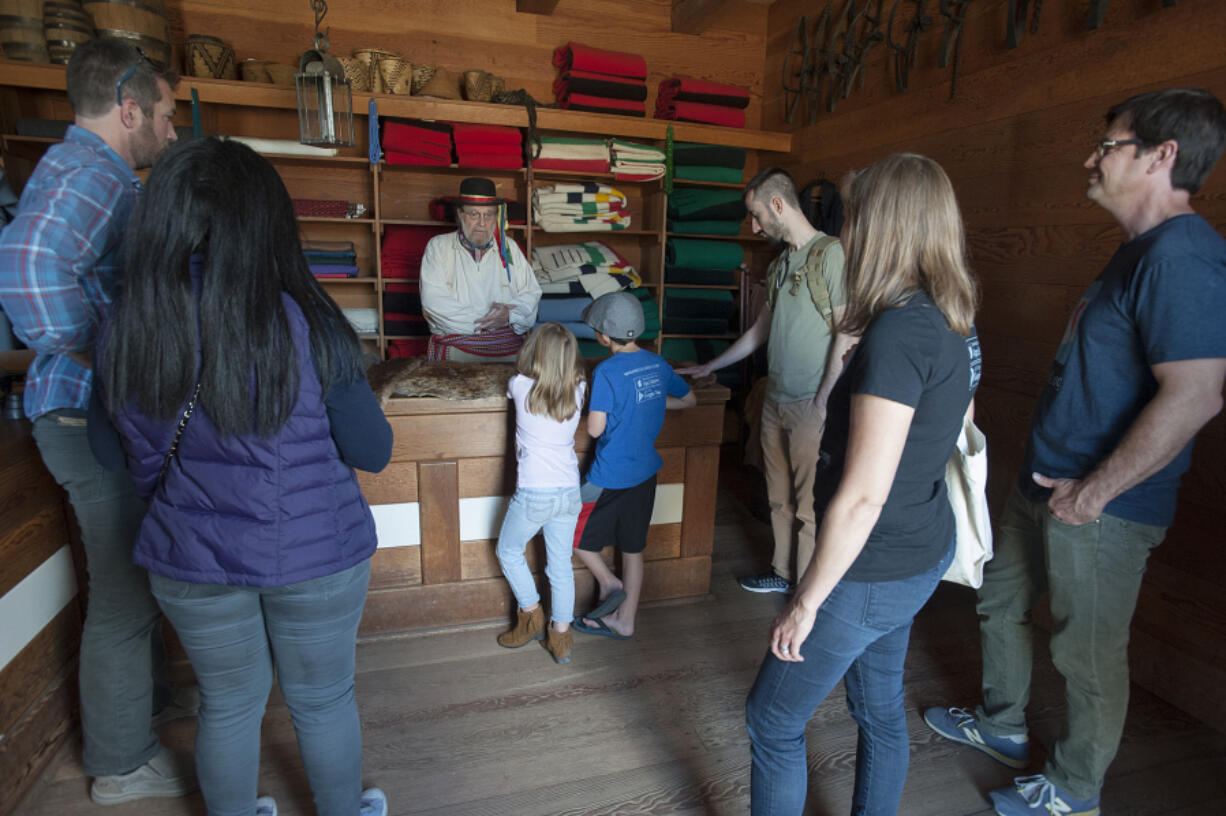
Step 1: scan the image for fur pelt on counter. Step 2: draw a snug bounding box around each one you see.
[366,357,715,407]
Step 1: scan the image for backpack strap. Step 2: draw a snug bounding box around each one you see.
[765,234,840,323]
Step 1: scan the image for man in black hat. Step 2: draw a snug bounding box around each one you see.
[420,177,540,362]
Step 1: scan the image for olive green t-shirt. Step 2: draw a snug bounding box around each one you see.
[765,232,847,403]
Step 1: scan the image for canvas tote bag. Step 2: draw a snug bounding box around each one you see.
[942,414,993,588]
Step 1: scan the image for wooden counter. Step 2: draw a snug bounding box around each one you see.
[355,385,729,637]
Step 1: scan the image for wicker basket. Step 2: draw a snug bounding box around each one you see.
[379,55,412,95]
[410,64,435,95]
[352,47,397,94]
[184,34,235,80]
[265,63,296,87]
[239,58,272,83]
[338,56,369,92]
[463,69,505,103]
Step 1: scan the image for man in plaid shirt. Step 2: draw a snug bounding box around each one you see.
[0,39,191,805]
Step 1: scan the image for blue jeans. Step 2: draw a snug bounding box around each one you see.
[495,487,581,624]
[746,544,953,816]
[32,412,165,777]
[150,560,371,816]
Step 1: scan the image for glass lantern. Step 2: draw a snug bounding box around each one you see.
[296,51,354,147]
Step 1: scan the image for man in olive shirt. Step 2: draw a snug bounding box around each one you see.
[679,168,855,593]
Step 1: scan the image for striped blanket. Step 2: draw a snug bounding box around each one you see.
[427,325,523,361]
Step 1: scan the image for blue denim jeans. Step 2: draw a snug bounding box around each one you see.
[150,560,371,816]
[746,544,953,816]
[495,487,581,624]
[32,411,165,777]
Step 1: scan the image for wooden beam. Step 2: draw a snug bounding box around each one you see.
[418,461,461,585]
[516,0,560,14]
[672,0,733,35]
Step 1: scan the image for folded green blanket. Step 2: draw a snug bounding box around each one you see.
[668,220,743,236]
[666,238,744,270]
[665,266,737,286]
[667,188,746,221]
[672,142,747,169]
[665,288,735,319]
[662,337,731,364]
[673,165,744,184]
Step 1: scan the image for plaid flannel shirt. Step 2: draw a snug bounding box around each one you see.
[0,126,140,420]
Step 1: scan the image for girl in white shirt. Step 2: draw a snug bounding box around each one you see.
[495,322,587,663]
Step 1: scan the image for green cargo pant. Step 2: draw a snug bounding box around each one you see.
[973,483,1166,799]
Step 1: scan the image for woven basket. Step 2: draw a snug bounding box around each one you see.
[266,63,296,87]
[352,47,396,94]
[379,55,412,95]
[416,66,459,100]
[338,56,369,92]
[410,64,435,95]
[239,58,271,83]
[184,34,235,79]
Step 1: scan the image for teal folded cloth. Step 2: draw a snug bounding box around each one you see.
[663,316,731,334]
[667,188,746,221]
[673,165,743,184]
[672,142,746,169]
[666,238,743,270]
[668,219,742,236]
[578,339,611,358]
[662,337,731,363]
[665,266,737,286]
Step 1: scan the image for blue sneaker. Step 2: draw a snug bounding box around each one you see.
[923,706,1029,769]
[255,796,277,816]
[989,775,1100,816]
[360,787,388,816]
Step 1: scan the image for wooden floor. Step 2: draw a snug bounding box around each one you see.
[14,482,1226,816]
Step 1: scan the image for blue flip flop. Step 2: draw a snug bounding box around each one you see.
[572,616,630,640]
[585,589,626,621]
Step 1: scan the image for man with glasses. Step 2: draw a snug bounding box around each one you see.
[420,177,540,362]
[925,88,1226,816]
[0,38,193,804]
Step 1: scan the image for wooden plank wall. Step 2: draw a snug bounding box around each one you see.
[162,0,771,129]
[762,0,1226,731]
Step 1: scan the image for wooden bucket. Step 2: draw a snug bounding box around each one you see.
[184,33,235,80]
[0,0,49,62]
[81,0,170,70]
[44,1,94,65]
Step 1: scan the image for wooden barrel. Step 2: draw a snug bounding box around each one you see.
[0,0,49,62]
[81,0,170,70]
[44,1,95,65]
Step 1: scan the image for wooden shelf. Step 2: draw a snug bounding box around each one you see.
[532,227,657,236]
[666,232,764,242]
[380,162,525,176]
[661,283,739,290]
[0,59,793,153]
[530,168,663,185]
[297,216,375,224]
[380,219,526,231]
[660,333,739,340]
[671,178,745,189]
[314,277,378,285]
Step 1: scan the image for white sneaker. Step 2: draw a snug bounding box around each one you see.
[255,795,278,816]
[360,787,388,816]
[89,746,198,805]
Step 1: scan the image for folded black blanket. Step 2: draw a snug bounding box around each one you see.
[663,316,732,334]
[555,75,648,102]
[665,266,737,286]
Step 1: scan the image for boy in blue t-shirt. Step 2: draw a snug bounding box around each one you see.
[571,292,696,640]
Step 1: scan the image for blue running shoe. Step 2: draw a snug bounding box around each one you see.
[989,775,1100,816]
[360,788,388,816]
[923,706,1029,769]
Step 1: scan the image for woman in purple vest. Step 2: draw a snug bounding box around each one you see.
[89,138,393,816]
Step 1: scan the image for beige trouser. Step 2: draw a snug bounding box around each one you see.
[759,396,824,582]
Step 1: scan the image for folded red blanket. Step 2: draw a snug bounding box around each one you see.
[292,199,350,218]
[552,72,648,102]
[532,157,612,173]
[383,121,452,151]
[558,91,645,114]
[387,338,429,358]
[386,151,452,166]
[552,42,646,80]
[450,122,522,147]
[456,151,523,169]
[654,99,745,128]
[658,77,750,109]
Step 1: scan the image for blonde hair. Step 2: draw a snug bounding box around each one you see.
[515,322,585,422]
[838,153,978,337]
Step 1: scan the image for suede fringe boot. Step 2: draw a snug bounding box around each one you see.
[497,606,545,648]
[546,626,573,664]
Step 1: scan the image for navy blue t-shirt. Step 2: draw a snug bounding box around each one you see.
[1020,214,1226,526]
[818,292,981,582]
[587,349,691,489]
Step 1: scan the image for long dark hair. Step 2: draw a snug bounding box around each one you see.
[102,137,364,436]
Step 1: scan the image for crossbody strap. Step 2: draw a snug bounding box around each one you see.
[156,382,202,488]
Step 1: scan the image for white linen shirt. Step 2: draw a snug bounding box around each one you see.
[419,232,541,336]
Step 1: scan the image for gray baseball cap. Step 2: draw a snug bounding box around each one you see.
[582,291,644,341]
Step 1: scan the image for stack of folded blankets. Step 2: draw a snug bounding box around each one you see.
[572,287,659,358]
[672,142,747,184]
[531,241,641,298]
[341,308,379,337]
[663,337,734,382]
[383,120,453,166]
[381,225,451,358]
[663,288,735,336]
[553,41,648,118]
[533,135,611,173]
[305,241,359,279]
[450,123,522,170]
[665,238,743,286]
[667,187,746,236]
[610,139,665,181]
[533,183,631,232]
[655,77,750,128]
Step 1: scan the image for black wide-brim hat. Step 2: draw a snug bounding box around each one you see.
[457,177,502,206]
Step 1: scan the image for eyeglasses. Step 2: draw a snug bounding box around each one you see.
[115,49,152,107]
[1094,139,1145,160]
[459,209,497,224]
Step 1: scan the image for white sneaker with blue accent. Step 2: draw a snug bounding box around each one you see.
[360,787,388,816]
[923,706,1029,769]
[989,774,1100,816]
